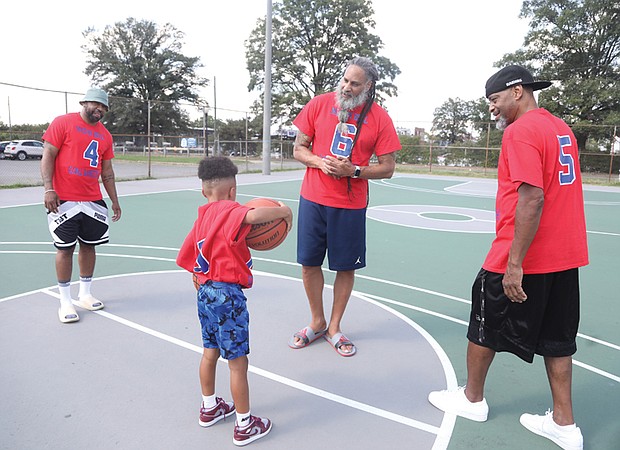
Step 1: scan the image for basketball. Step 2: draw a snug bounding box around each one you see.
[245,197,288,251]
[192,273,200,290]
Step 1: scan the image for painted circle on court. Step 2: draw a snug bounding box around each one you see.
[368,204,495,233]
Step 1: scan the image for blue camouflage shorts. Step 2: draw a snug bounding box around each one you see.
[197,280,250,360]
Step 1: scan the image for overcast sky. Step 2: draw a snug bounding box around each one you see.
[1,0,529,131]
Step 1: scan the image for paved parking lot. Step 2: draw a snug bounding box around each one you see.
[0,157,304,188]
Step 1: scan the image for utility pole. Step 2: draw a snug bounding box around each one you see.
[262,0,272,175]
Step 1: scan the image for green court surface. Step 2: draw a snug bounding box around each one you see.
[1,171,618,450]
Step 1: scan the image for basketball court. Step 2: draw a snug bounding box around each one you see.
[1,170,618,449]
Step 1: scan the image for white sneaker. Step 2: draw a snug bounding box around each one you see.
[428,386,489,422]
[520,410,583,450]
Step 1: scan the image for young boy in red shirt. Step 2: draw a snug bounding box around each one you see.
[177,156,292,446]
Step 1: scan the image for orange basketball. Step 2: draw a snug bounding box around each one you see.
[245,197,288,251]
[192,273,201,290]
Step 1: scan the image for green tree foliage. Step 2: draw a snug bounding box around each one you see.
[497,0,620,150]
[397,134,426,165]
[82,18,208,135]
[218,119,249,142]
[470,97,503,149]
[245,0,400,123]
[0,121,49,141]
[219,118,262,145]
[198,116,263,155]
[432,98,475,145]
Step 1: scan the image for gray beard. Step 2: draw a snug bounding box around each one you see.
[336,86,368,112]
[495,116,508,131]
[337,108,350,124]
[335,87,368,133]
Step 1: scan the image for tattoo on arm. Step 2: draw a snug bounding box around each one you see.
[295,131,312,148]
[378,153,396,163]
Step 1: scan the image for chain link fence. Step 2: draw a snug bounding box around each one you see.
[1,83,619,187]
[2,139,617,188]
[395,143,620,184]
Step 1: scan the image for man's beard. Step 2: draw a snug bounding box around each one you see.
[495,116,508,131]
[336,85,368,112]
[335,85,369,133]
[85,108,103,124]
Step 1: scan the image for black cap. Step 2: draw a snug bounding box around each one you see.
[485,65,551,98]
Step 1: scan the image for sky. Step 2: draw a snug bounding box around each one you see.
[1,0,529,132]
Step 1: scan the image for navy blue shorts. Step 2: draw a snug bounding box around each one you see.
[197,281,250,360]
[296,196,366,271]
[467,268,580,363]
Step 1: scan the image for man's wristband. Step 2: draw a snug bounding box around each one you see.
[44,189,55,194]
[352,165,361,178]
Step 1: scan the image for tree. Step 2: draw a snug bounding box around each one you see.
[219,118,262,143]
[497,0,620,150]
[245,0,400,123]
[82,18,208,135]
[470,97,503,149]
[431,98,475,145]
[396,134,426,165]
[0,121,48,142]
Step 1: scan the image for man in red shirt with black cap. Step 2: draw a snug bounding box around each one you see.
[428,65,587,450]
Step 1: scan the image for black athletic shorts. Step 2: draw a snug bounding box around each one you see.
[47,200,110,249]
[467,268,580,363]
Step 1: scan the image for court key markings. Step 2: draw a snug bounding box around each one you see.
[2,242,619,379]
[3,266,456,449]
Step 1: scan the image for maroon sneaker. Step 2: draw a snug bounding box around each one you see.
[198,397,235,427]
[233,415,272,446]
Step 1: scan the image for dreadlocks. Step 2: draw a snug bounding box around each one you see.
[337,57,379,201]
[339,57,378,147]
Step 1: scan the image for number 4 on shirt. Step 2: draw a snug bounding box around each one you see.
[83,140,100,168]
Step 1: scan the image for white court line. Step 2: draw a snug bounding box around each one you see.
[373,176,620,208]
[0,176,303,209]
[3,250,620,447]
[361,292,620,384]
[2,244,619,354]
[587,230,620,237]
[36,270,443,439]
[372,178,495,198]
[353,273,620,353]
[367,204,496,234]
[116,180,303,200]
[572,360,620,383]
[355,292,457,449]
[2,244,620,354]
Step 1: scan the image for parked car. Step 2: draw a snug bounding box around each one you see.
[3,140,44,160]
[0,141,10,159]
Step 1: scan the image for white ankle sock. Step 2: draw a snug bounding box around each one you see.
[202,394,216,409]
[58,281,72,306]
[79,276,92,298]
[236,411,251,428]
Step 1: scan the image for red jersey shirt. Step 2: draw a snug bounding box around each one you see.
[293,92,401,209]
[483,108,589,274]
[176,200,254,288]
[42,112,114,201]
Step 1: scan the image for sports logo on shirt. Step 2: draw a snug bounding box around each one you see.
[194,239,210,274]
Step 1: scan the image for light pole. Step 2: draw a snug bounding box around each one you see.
[262,0,272,175]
